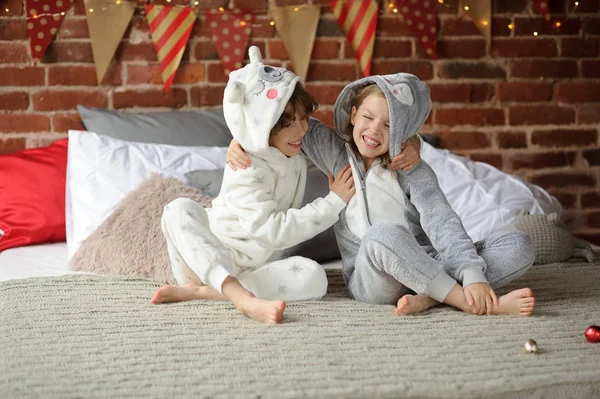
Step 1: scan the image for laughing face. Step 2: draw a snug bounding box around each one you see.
[350,93,390,169]
[268,108,309,157]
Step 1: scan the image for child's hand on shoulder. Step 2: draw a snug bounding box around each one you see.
[391,135,420,172]
[226,139,251,171]
[328,164,355,203]
[463,282,498,315]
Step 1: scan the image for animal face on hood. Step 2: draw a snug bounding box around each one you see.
[333,73,431,160]
[222,46,300,156]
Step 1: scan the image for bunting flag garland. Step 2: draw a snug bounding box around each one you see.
[396,0,437,59]
[85,0,135,83]
[272,5,321,81]
[330,0,378,77]
[145,4,196,92]
[25,0,74,65]
[459,0,491,45]
[206,9,254,76]
[531,0,550,20]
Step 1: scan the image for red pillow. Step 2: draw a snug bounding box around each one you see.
[0,138,68,252]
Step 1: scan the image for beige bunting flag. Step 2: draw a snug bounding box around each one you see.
[84,0,135,83]
[459,0,491,45]
[271,4,321,81]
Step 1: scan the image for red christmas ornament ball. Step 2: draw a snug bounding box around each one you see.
[584,325,600,343]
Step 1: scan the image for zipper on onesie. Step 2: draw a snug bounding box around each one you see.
[345,143,373,225]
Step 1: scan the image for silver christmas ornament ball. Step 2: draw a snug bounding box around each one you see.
[524,339,539,353]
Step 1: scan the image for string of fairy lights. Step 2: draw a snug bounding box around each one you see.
[2,0,585,34]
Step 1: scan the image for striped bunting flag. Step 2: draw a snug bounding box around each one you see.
[145,5,196,92]
[330,0,378,77]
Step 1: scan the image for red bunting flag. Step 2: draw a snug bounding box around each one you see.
[397,0,437,59]
[330,0,378,77]
[206,9,254,76]
[25,0,73,65]
[531,0,550,20]
[145,5,196,92]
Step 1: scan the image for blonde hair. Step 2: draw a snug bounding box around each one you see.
[344,83,392,169]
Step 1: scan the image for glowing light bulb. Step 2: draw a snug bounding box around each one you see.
[4,8,9,12]
[294,7,299,11]
[61,11,65,15]
[89,8,94,12]
[388,2,394,7]
[533,31,538,36]
[194,1,198,4]
[270,21,275,26]
[508,23,513,29]
[438,0,443,3]
[555,21,561,27]
[464,5,469,10]
[218,7,224,12]
[575,1,579,5]
[482,20,488,26]
[115,0,120,4]
[393,8,398,12]
[240,20,246,26]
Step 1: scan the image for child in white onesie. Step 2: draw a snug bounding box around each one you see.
[150,47,355,324]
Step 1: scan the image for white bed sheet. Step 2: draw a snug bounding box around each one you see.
[0,243,344,282]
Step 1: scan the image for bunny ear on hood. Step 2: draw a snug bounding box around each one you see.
[223,46,300,156]
[333,73,431,159]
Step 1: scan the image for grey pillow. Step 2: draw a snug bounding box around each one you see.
[77,105,233,147]
[185,166,341,262]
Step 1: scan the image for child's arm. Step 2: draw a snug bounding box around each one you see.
[390,135,422,172]
[402,160,488,288]
[224,159,350,251]
[300,119,347,175]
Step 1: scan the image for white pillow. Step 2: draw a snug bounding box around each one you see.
[422,142,562,242]
[66,130,228,259]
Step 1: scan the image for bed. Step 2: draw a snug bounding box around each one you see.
[1,243,600,398]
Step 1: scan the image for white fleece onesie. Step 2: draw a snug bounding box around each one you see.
[161,47,346,301]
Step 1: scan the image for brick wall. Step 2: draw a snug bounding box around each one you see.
[1,0,599,244]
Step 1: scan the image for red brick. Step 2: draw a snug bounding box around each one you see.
[373,39,412,58]
[470,153,503,169]
[315,18,344,37]
[582,61,600,78]
[561,38,599,58]
[514,17,581,36]
[0,67,45,86]
[304,83,346,106]
[311,39,342,60]
[312,108,334,128]
[510,60,578,78]
[48,65,122,86]
[126,65,163,85]
[53,113,83,133]
[371,60,433,80]
[555,82,600,103]
[530,172,596,189]
[55,19,89,39]
[193,40,220,60]
[547,191,577,209]
[267,40,289,60]
[191,16,211,38]
[435,108,505,126]
[377,16,416,38]
[579,105,600,123]
[496,82,553,102]
[490,38,557,58]
[429,84,471,103]
[510,106,575,125]
[1,0,23,16]
[42,42,94,63]
[234,0,268,9]
[437,40,486,58]
[307,61,358,81]
[252,16,276,38]
[437,131,491,150]
[115,42,160,62]
[510,151,575,170]
[491,17,512,37]
[191,85,225,106]
[570,0,599,12]
[586,212,600,228]
[206,62,229,83]
[494,0,528,13]
[437,0,458,14]
[71,0,87,16]
[583,149,600,165]
[0,114,50,133]
[173,63,205,84]
[0,138,26,155]
[583,17,600,35]
[471,84,495,102]
[573,232,600,246]
[581,191,600,208]
[113,89,188,109]
[0,92,29,110]
[0,42,29,64]
[497,132,527,148]
[438,62,506,79]
[126,16,150,38]
[0,19,28,40]
[32,90,108,111]
[532,129,597,147]
[439,18,481,36]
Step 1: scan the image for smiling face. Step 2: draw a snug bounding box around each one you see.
[268,107,309,157]
[350,92,390,170]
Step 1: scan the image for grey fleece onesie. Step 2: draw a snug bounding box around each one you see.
[300,73,535,304]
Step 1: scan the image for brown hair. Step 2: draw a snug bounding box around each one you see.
[270,83,319,136]
[344,83,392,169]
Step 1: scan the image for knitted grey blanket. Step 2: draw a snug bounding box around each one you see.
[1,261,600,399]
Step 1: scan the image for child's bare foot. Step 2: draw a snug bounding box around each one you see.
[150,284,225,304]
[492,288,535,316]
[395,294,439,315]
[236,296,286,324]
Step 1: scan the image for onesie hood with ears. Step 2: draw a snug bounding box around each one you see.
[333,73,431,159]
[223,46,300,156]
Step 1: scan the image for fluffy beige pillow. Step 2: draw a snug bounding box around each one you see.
[69,173,213,284]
